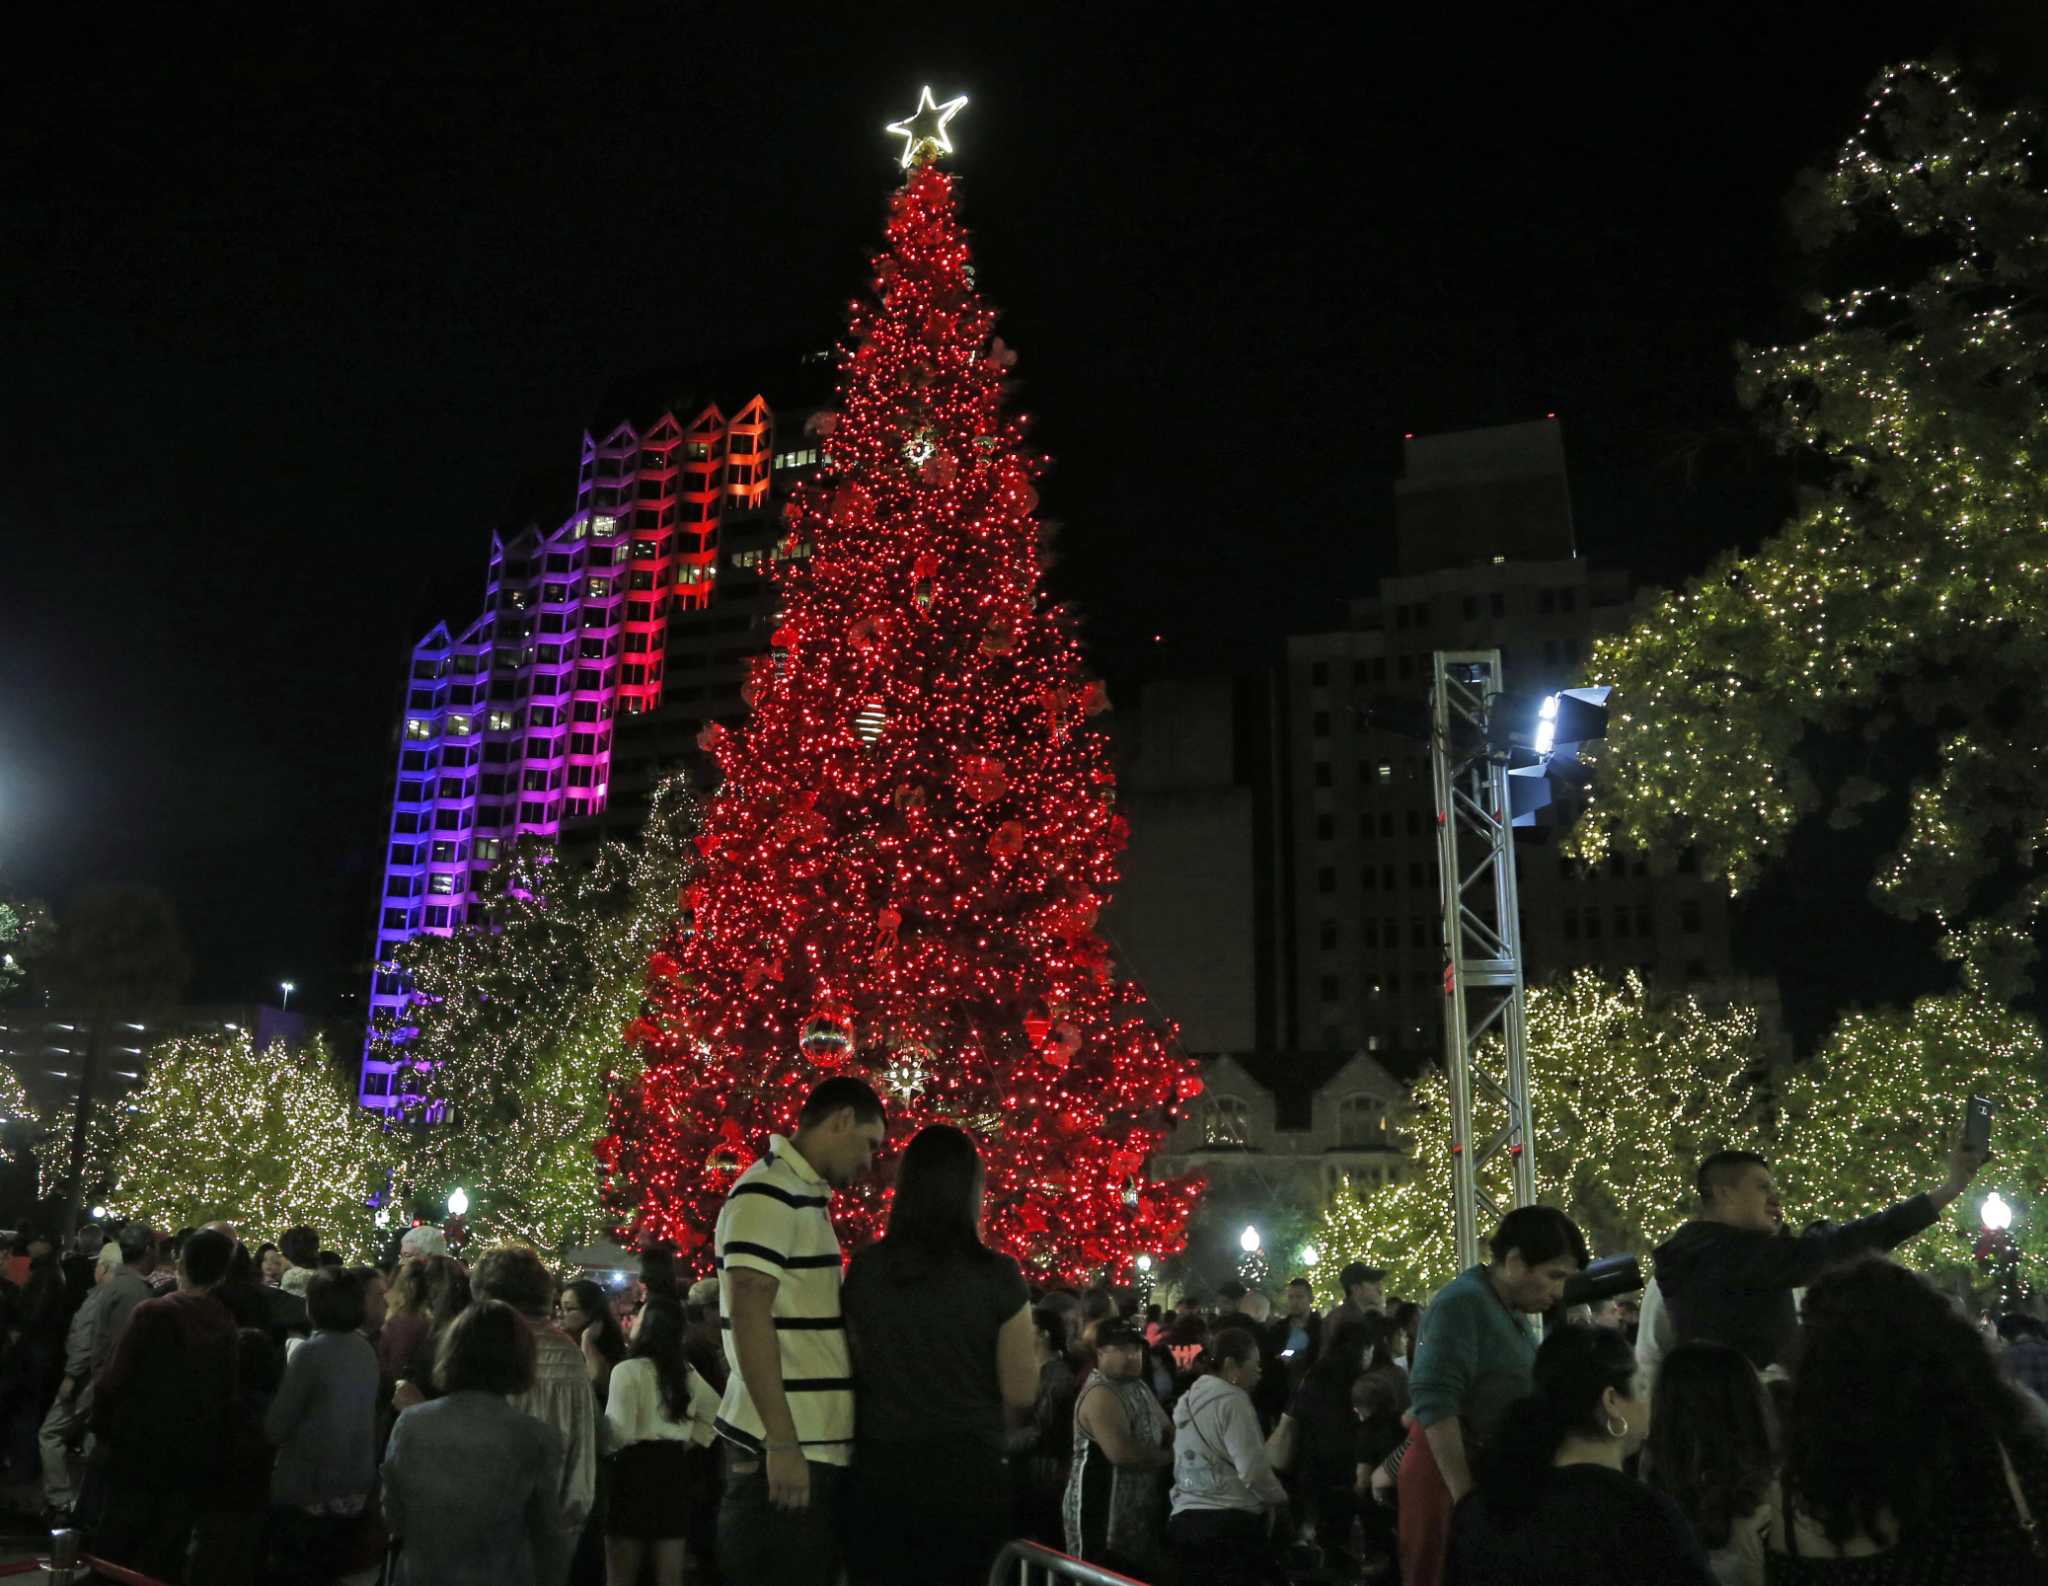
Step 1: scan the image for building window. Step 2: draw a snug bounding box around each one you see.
[1563,912,1579,941]
[1314,762,1332,788]
[1489,593,1506,617]
[429,873,457,896]
[1680,899,1703,934]
[1320,975,1341,1003]
[1321,921,1340,950]
[1408,861,1427,887]
[1377,763,1393,783]
[405,718,432,740]
[1361,867,1377,892]
[1313,711,1331,737]
[1337,1093,1389,1146]
[1614,908,1631,939]
[1583,909,1602,940]
[1362,920,1379,948]
[1200,1096,1252,1146]
[1317,867,1336,895]
[1311,661,1328,686]
[1315,814,1335,841]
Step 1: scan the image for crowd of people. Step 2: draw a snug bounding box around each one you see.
[708,1079,2048,1586]
[0,1075,2039,1585]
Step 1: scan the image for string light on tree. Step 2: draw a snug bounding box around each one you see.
[394,776,701,1257]
[599,112,1201,1281]
[99,1031,387,1259]
[1569,62,2048,1009]
[1317,970,1771,1297]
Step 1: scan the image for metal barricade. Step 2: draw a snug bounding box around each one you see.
[37,1527,177,1586]
[987,1539,1155,1586]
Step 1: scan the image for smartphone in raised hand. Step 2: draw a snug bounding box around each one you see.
[1965,1094,1994,1156]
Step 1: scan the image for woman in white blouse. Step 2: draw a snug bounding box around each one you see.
[603,1296,720,1586]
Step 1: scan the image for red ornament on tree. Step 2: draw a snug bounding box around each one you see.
[799,1009,855,1068]
[956,755,1008,803]
[599,157,1199,1281]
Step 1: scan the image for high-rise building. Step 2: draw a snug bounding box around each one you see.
[1287,419,1736,1063]
[359,365,826,1110]
[1107,419,1744,1091]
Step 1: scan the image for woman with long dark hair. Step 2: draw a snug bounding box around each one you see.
[1446,1322,1714,1585]
[558,1278,628,1402]
[602,1297,717,1586]
[841,1124,1039,1585]
[1643,1342,1774,1586]
[1767,1255,2048,1582]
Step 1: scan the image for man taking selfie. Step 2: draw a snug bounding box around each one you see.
[1655,1136,1987,1371]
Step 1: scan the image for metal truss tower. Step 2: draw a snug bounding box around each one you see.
[1428,650,1538,1270]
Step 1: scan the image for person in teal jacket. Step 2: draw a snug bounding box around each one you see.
[1399,1206,1590,1586]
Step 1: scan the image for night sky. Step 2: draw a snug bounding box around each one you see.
[3,8,2042,1027]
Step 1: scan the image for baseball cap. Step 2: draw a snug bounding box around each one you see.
[399,1225,449,1259]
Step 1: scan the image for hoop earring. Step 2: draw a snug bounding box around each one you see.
[1604,1412,1629,1440]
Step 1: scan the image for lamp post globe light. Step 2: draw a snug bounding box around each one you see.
[1983,1192,2015,1232]
[1300,1244,1319,1266]
[448,1187,469,1218]
[279,980,296,1011]
[1239,1225,1261,1254]
[1135,1253,1153,1273]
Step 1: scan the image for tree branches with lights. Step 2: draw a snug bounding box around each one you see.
[1569,63,2048,998]
[1771,979,2048,1286]
[393,775,700,1256]
[1313,971,1770,1298]
[0,892,48,1002]
[101,1032,386,1256]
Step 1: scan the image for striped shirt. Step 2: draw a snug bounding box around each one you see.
[713,1134,852,1464]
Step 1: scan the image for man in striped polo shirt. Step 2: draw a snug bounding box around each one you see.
[715,1075,887,1586]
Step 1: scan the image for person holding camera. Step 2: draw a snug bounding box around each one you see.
[1398,1205,1590,1586]
[1654,1139,1986,1372]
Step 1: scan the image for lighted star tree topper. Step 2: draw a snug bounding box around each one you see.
[600,98,1203,1282]
[885,86,969,170]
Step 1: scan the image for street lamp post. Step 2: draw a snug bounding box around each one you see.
[279,980,296,1011]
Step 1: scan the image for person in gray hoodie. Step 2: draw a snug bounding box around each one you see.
[1168,1326,1290,1586]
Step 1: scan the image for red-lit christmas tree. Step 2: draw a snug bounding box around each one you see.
[598,97,1203,1284]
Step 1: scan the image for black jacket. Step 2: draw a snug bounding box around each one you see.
[1653,1193,1939,1369]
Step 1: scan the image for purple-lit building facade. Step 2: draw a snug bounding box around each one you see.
[359,387,823,1109]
